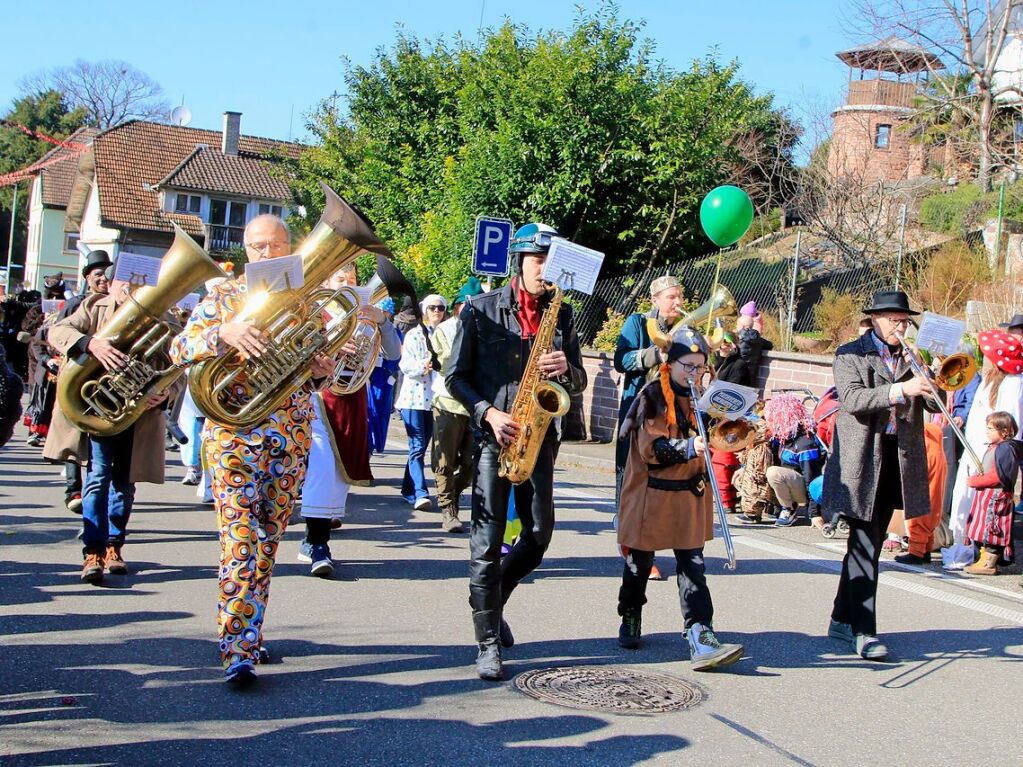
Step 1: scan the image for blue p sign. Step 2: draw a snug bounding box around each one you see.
[472,216,513,277]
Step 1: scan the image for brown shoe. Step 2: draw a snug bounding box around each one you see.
[965,549,999,576]
[81,552,105,584]
[105,545,128,574]
[441,509,464,534]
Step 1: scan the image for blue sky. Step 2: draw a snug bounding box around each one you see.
[1,0,852,147]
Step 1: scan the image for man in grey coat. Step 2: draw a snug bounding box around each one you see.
[823,290,935,661]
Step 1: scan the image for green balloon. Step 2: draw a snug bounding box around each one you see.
[700,186,754,248]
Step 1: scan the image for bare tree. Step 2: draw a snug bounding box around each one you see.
[850,0,1023,191]
[20,60,170,129]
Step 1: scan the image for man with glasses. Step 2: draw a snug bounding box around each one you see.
[823,290,935,661]
[448,222,588,680]
[171,213,335,685]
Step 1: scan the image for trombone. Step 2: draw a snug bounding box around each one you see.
[896,331,982,472]
[688,377,738,571]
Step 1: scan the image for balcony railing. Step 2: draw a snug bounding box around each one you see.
[846,79,918,109]
[207,224,245,252]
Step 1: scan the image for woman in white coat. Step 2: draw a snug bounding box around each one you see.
[945,330,1023,566]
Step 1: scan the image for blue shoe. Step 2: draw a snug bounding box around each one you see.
[297,540,314,563]
[309,543,334,578]
[775,508,798,527]
[224,660,256,686]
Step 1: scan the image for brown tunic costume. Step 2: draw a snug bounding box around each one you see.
[617,380,714,551]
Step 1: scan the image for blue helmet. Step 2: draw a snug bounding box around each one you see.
[509,222,559,255]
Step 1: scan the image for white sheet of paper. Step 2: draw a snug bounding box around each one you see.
[41,299,61,315]
[177,293,201,312]
[697,380,759,421]
[352,286,374,306]
[914,312,966,356]
[114,253,162,288]
[542,238,604,295]
[244,255,304,293]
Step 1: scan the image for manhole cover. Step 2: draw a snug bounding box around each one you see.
[513,665,704,715]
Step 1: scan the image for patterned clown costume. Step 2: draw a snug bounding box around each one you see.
[170,278,313,672]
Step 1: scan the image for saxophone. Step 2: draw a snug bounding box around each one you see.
[498,283,572,484]
[57,224,226,437]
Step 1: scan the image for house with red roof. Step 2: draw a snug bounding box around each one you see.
[61,112,302,271]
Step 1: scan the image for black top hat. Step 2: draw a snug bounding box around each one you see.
[862,290,919,316]
[81,249,112,277]
[999,313,1023,330]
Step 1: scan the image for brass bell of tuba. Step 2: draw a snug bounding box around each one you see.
[57,224,227,437]
[327,254,418,396]
[189,184,391,428]
[934,352,978,391]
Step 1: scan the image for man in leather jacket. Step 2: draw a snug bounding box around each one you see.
[447,222,587,681]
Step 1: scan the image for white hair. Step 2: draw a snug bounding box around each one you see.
[244,214,290,240]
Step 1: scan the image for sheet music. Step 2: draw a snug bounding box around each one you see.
[177,293,201,313]
[914,312,965,357]
[244,255,304,293]
[41,299,62,315]
[113,252,162,288]
[542,238,604,295]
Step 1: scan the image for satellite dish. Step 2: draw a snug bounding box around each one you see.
[171,105,192,126]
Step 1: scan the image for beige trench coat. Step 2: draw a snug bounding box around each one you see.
[617,393,714,552]
[44,293,179,484]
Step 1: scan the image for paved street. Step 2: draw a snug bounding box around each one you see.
[2,425,1023,767]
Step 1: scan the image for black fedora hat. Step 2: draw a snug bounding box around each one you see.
[81,249,112,277]
[862,290,920,316]
[999,313,1023,330]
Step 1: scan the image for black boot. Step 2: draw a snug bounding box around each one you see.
[618,606,642,649]
[499,618,515,648]
[475,640,503,681]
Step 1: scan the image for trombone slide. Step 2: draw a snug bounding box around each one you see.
[689,377,737,571]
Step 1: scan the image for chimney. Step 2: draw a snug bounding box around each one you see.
[222,111,241,156]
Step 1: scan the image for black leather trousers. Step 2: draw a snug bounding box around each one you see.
[469,436,556,644]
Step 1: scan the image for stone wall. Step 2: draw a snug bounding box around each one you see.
[577,349,835,442]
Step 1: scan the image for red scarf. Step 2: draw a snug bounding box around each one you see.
[515,278,543,338]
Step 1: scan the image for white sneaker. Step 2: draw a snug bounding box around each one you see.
[414,497,433,512]
[686,622,744,671]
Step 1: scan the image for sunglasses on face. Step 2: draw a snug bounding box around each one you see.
[426,305,446,312]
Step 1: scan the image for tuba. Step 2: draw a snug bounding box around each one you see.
[327,254,418,396]
[498,283,572,484]
[57,224,227,437]
[189,184,390,428]
[644,285,737,380]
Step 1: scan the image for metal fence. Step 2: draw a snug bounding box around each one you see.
[571,230,900,348]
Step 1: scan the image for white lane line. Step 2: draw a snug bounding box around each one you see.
[737,536,1023,626]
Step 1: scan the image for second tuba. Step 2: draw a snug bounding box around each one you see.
[189,184,391,428]
[57,224,226,437]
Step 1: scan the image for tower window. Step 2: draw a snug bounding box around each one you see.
[875,124,891,149]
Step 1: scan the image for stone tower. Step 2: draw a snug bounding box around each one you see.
[827,37,941,184]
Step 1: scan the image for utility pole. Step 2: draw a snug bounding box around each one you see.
[4,182,19,295]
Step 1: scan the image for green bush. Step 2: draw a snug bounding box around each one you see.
[918,184,983,233]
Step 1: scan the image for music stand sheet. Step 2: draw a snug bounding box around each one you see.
[697,380,759,421]
[542,238,604,295]
[915,312,965,356]
[245,255,304,293]
[177,293,201,313]
[114,253,162,288]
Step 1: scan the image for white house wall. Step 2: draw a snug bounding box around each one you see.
[79,182,122,266]
[994,34,1023,104]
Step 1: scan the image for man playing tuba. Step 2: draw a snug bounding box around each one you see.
[170,214,335,685]
[49,263,183,584]
[447,222,587,681]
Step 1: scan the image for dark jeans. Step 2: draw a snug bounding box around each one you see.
[469,437,556,644]
[400,408,434,503]
[618,548,713,629]
[64,459,82,499]
[832,436,901,636]
[81,428,136,554]
[306,516,331,546]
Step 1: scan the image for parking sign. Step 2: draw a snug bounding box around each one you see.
[472,216,514,277]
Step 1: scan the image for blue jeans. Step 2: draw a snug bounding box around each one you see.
[400,408,433,503]
[81,428,136,554]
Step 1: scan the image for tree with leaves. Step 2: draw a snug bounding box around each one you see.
[291,7,796,297]
[0,90,88,284]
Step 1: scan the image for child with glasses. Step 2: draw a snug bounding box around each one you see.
[616,325,744,670]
